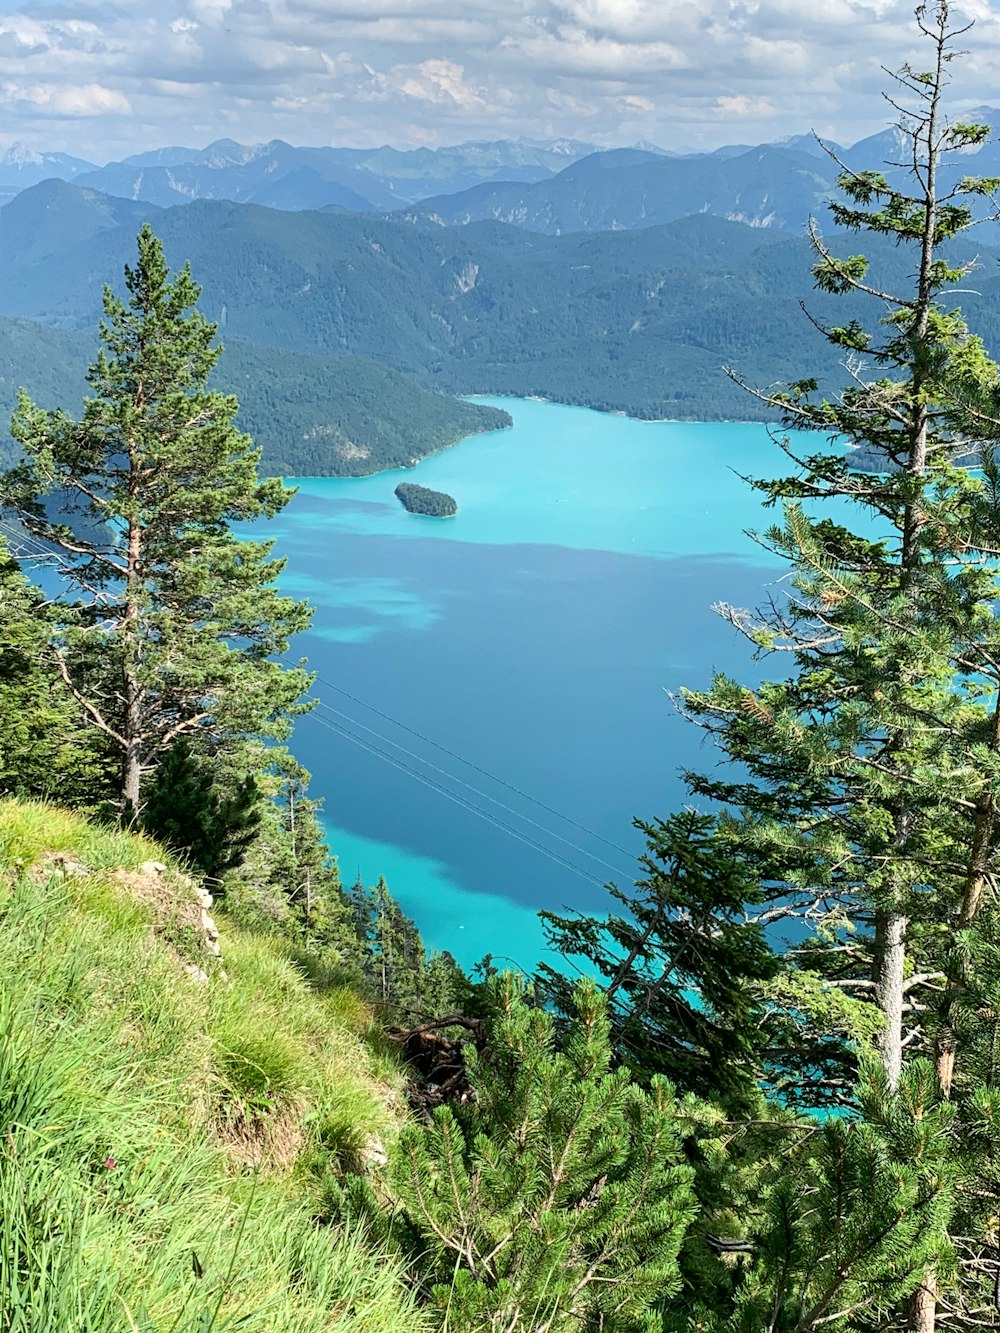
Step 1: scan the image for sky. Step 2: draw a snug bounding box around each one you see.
[2,0,1000,163]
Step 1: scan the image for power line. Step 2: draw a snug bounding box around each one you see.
[304,668,638,862]
[309,694,635,882]
[307,707,612,891]
[0,520,55,563]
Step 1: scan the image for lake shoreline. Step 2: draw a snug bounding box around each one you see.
[275,392,779,480]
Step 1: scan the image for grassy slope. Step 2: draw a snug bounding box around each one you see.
[0,799,426,1333]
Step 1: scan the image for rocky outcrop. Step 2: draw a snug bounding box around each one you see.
[104,858,225,975]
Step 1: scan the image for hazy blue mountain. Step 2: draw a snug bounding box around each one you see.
[557,148,666,177]
[322,137,601,200]
[117,146,206,167]
[0,142,97,205]
[410,144,840,233]
[707,144,756,158]
[64,136,603,214]
[0,180,160,268]
[843,124,913,174]
[771,132,841,158]
[74,138,395,212]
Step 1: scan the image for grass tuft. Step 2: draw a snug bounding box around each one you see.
[0,799,425,1333]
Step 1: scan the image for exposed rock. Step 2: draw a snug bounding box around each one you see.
[361,1134,389,1170]
[200,908,222,956]
[454,260,480,294]
[38,852,90,878]
[112,862,223,969]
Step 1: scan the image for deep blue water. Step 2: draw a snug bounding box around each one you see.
[268,399,787,970]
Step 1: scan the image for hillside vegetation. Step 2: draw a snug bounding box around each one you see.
[0,317,510,476]
[0,799,424,1332]
[11,11,1000,1331]
[8,185,1000,423]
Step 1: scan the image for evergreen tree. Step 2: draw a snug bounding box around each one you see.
[537,810,780,1109]
[348,873,467,1018]
[343,974,696,1333]
[0,225,312,815]
[0,536,113,806]
[221,745,351,941]
[141,738,261,882]
[701,1061,957,1333]
[678,5,1000,1325]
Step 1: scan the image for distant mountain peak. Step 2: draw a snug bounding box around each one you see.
[2,142,44,167]
[200,139,271,168]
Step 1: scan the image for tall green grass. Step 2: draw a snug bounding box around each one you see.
[0,799,427,1333]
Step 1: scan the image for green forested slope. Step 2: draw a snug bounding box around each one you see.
[414,143,839,232]
[0,317,509,475]
[7,192,1000,421]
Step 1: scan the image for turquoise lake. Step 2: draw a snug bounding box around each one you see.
[271,398,790,971]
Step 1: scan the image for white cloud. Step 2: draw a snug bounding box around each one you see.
[714,94,778,119]
[395,59,486,108]
[1,80,132,116]
[0,0,999,160]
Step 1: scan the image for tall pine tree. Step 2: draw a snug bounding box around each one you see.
[0,225,312,816]
[679,4,1000,1325]
[538,810,780,1109]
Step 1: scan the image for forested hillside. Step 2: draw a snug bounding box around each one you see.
[413,143,841,232]
[15,186,1000,422]
[0,316,509,476]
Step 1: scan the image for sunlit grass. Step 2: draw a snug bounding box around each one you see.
[0,800,426,1333]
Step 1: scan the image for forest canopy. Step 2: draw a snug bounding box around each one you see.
[394,482,458,516]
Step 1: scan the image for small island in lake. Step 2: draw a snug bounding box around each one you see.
[394,482,458,517]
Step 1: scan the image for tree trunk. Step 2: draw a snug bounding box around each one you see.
[120,492,144,819]
[873,909,908,1090]
[122,690,142,818]
[912,1277,938,1333]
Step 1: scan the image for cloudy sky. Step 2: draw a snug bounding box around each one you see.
[1,0,1000,162]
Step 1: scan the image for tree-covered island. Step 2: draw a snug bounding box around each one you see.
[394,481,458,516]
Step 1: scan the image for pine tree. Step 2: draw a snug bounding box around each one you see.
[676,7,1000,1324]
[0,225,312,816]
[0,536,113,805]
[537,809,780,1109]
[702,1061,957,1333]
[221,745,352,944]
[682,2,1000,1098]
[348,873,467,1018]
[342,974,696,1333]
[141,738,261,882]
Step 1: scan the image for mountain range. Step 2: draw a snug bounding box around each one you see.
[0,136,602,211]
[7,178,1000,434]
[4,111,999,239]
[5,110,1000,477]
